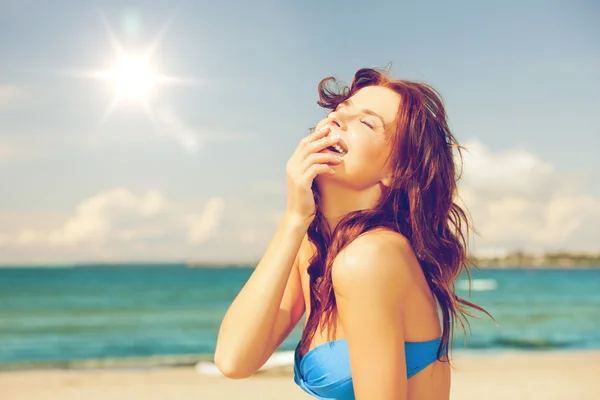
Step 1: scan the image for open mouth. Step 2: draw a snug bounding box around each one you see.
[325,136,348,155]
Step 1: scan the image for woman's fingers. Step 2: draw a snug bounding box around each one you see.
[301,133,340,159]
[296,123,330,155]
[301,152,342,172]
[284,120,339,221]
[303,163,335,183]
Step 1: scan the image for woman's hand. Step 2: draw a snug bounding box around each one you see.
[285,121,343,225]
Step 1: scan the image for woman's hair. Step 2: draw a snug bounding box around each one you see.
[298,67,491,362]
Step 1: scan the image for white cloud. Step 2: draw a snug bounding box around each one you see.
[457,139,600,255]
[187,197,225,244]
[38,187,167,246]
[0,188,231,264]
[0,140,597,265]
[0,188,286,265]
[459,141,556,201]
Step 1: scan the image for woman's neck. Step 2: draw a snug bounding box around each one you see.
[316,181,383,230]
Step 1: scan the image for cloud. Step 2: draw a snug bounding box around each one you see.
[39,187,168,246]
[0,187,286,265]
[187,197,225,244]
[0,140,597,265]
[457,139,600,255]
[0,188,230,264]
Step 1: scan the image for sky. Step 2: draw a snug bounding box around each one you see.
[0,0,598,265]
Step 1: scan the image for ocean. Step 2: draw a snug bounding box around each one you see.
[1,265,599,370]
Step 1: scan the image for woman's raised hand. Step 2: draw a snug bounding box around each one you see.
[285,121,343,225]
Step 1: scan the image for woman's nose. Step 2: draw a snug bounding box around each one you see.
[328,111,348,131]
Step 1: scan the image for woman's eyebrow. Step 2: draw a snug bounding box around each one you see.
[342,99,385,125]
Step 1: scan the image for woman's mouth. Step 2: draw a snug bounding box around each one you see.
[325,134,348,155]
[326,143,346,155]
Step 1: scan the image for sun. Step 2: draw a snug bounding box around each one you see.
[92,48,174,118]
[68,12,200,123]
[108,53,160,103]
[71,13,197,120]
[79,48,171,119]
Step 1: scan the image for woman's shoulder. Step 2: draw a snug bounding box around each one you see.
[354,227,411,249]
[331,228,416,294]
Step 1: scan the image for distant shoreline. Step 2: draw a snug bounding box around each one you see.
[185,263,600,269]
[2,264,598,269]
[0,252,599,269]
[1,263,599,269]
[188,252,600,269]
[471,252,600,268]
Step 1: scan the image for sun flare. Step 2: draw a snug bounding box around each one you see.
[71,12,198,122]
[108,54,160,102]
[85,45,183,119]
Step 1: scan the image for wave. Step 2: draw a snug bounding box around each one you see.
[0,353,214,372]
[457,336,591,351]
[492,337,573,350]
[456,279,497,291]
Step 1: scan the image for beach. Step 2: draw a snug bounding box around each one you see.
[1,350,599,400]
[2,267,599,399]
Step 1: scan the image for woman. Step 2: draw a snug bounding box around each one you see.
[214,67,489,399]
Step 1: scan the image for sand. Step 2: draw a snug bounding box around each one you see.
[1,351,599,400]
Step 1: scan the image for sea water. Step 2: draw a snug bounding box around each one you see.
[1,265,599,370]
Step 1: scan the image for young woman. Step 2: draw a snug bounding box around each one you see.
[214,67,488,399]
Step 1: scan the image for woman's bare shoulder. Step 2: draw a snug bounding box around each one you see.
[341,228,414,263]
[331,228,416,293]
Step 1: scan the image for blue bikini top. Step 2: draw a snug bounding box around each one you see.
[293,337,443,400]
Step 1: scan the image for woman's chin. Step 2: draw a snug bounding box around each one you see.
[314,171,336,185]
[315,168,346,188]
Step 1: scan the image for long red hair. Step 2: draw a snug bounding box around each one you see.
[298,67,491,361]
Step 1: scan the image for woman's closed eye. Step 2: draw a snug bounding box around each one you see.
[361,120,374,129]
[330,104,377,130]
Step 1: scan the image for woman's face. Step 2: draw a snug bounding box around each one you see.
[316,85,400,190]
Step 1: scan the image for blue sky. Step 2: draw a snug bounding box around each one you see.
[0,0,598,264]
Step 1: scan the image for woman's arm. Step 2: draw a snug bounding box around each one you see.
[214,214,308,379]
[215,121,341,378]
[332,230,414,400]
